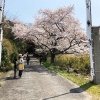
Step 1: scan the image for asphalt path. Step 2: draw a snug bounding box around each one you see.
[0,57,92,100]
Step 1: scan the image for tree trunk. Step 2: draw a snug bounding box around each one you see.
[50,52,55,64]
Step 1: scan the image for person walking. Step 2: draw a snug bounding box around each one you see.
[26,54,30,65]
[13,58,18,78]
[39,56,42,65]
[18,54,24,78]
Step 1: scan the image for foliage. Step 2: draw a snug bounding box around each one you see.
[0,17,27,71]
[42,62,52,68]
[12,6,89,63]
[1,46,10,71]
[1,38,17,71]
[3,38,13,55]
[3,28,15,42]
[73,55,90,74]
[1,46,18,71]
[48,54,90,75]
[3,17,14,41]
[10,51,19,63]
[55,54,90,74]
[3,17,28,54]
[13,39,28,53]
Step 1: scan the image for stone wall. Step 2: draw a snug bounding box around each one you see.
[92,26,100,84]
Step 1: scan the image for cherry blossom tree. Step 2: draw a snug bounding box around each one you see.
[29,6,89,63]
[12,20,29,38]
[12,6,89,63]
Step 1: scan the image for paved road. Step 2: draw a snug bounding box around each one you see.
[0,57,92,100]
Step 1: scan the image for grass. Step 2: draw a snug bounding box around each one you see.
[0,72,5,87]
[0,72,5,77]
[43,62,100,100]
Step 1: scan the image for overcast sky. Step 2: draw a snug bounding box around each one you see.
[4,0,100,30]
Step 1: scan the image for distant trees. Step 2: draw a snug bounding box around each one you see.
[12,6,89,63]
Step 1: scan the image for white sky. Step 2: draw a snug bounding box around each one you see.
[4,0,100,30]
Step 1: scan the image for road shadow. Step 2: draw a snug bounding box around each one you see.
[23,57,57,76]
[43,92,70,100]
[43,87,83,100]
[43,82,94,100]
[24,65,57,76]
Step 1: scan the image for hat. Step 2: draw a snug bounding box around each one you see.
[19,54,22,56]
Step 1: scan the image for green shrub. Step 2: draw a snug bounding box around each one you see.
[42,62,51,68]
[1,46,10,71]
[55,54,90,75]
[1,47,18,71]
[55,55,74,71]
[73,55,90,74]
[10,51,18,63]
[0,38,19,71]
[3,38,13,55]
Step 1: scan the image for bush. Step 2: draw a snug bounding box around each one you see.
[1,46,17,71]
[0,46,10,71]
[55,54,90,75]
[10,51,19,63]
[73,55,90,74]
[3,38,13,55]
[55,54,75,71]
[0,38,19,71]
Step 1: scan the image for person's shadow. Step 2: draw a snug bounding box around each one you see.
[6,76,19,80]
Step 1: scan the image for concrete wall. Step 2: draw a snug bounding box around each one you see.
[92,26,100,84]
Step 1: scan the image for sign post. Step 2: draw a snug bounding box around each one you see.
[86,0,94,81]
[0,0,5,65]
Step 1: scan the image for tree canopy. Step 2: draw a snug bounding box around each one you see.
[12,6,89,63]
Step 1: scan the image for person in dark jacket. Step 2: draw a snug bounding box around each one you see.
[13,58,18,78]
[26,54,30,65]
[39,56,42,65]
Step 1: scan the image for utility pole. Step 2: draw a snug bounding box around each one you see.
[0,0,5,65]
[86,0,94,81]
